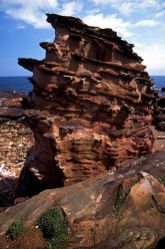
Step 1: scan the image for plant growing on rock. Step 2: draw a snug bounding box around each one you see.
[37,207,68,249]
[7,220,25,240]
[114,178,139,212]
[114,188,130,212]
[158,177,165,186]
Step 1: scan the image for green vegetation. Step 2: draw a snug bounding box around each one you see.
[114,188,130,212]
[45,237,68,249]
[7,220,25,240]
[37,207,68,249]
[158,177,165,186]
[114,178,139,212]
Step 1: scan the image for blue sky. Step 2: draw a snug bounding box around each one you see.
[0,0,165,76]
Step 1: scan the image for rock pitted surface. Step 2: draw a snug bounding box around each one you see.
[17,14,156,196]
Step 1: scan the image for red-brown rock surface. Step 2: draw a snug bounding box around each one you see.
[154,96,165,131]
[17,14,156,196]
[0,172,164,249]
[0,92,34,206]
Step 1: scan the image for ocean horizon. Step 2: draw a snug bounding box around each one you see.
[0,75,164,95]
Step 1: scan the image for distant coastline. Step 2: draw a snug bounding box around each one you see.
[151,76,165,95]
[0,76,32,93]
[0,75,164,95]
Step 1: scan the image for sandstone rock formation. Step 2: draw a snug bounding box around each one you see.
[17,14,156,196]
[0,172,165,249]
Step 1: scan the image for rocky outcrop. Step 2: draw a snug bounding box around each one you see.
[0,92,24,121]
[0,92,34,206]
[154,96,165,131]
[0,172,165,249]
[17,14,156,196]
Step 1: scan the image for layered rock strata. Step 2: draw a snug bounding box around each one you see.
[17,14,155,196]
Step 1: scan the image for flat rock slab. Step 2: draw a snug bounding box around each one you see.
[0,172,165,249]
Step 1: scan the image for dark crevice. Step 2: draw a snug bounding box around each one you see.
[154,237,165,249]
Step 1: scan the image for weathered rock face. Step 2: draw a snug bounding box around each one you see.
[17,14,155,196]
[154,96,165,131]
[0,173,165,249]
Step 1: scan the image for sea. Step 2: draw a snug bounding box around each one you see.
[0,76,164,95]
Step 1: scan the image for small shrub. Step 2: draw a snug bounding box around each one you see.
[37,207,68,249]
[45,236,68,249]
[158,177,165,186]
[7,220,25,240]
